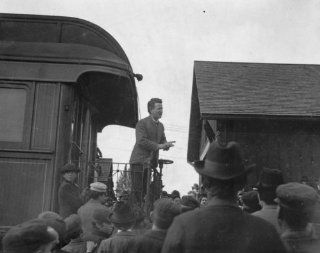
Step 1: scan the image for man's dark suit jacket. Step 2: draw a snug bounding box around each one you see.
[132,229,167,253]
[162,204,286,253]
[58,179,82,218]
[130,116,167,169]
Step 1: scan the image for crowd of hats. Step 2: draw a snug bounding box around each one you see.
[2,141,320,252]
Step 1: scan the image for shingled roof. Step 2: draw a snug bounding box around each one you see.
[194,61,320,118]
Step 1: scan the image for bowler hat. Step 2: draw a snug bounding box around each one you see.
[256,168,283,189]
[110,202,135,225]
[275,182,319,212]
[60,163,80,174]
[194,141,250,180]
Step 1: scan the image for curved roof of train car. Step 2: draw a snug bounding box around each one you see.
[0,41,130,74]
[0,13,139,130]
[0,13,131,67]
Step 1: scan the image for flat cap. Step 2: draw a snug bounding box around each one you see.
[90,182,107,192]
[276,182,319,211]
[153,198,181,229]
[181,195,200,209]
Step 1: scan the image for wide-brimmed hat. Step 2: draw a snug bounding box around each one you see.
[193,141,251,180]
[60,163,80,174]
[256,167,283,189]
[2,219,58,253]
[110,202,135,225]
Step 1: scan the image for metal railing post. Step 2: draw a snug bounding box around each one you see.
[143,161,152,215]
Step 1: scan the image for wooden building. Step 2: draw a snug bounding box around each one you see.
[188,61,320,186]
[0,13,139,230]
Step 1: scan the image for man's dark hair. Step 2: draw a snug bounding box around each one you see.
[89,190,105,200]
[202,174,246,199]
[147,98,162,113]
[170,190,180,199]
[258,187,277,205]
[278,206,309,230]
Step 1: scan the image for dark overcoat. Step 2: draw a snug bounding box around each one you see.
[132,229,166,253]
[77,199,110,241]
[97,231,136,253]
[58,180,82,218]
[161,204,286,253]
[130,116,167,169]
[281,227,320,253]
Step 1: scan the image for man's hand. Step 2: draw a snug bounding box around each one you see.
[158,141,175,150]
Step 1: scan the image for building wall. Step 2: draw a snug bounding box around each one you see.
[223,119,320,186]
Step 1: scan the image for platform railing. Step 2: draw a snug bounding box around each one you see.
[92,159,163,213]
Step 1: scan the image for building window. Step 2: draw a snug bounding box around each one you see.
[0,88,27,142]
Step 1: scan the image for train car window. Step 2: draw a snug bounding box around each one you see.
[0,87,27,142]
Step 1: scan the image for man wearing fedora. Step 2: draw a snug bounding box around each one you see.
[162,141,286,253]
[58,163,83,218]
[78,182,109,243]
[98,201,136,253]
[276,182,320,253]
[253,167,284,233]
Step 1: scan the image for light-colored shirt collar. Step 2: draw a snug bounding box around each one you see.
[117,229,132,233]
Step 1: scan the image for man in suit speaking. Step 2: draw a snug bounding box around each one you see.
[130,98,174,203]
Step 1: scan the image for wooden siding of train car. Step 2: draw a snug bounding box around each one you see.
[0,81,98,226]
[0,81,66,226]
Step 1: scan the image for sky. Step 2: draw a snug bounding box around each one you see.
[2,0,320,194]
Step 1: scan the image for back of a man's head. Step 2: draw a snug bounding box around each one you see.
[2,219,58,253]
[276,182,319,230]
[202,174,246,200]
[153,198,181,230]
[194,141,248,200]
[257,168,284,205]
[38,213,67,249]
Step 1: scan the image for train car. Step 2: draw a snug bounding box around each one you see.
[0,13,140,233]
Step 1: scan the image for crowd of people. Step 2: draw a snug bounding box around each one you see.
[2,141,320,253]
